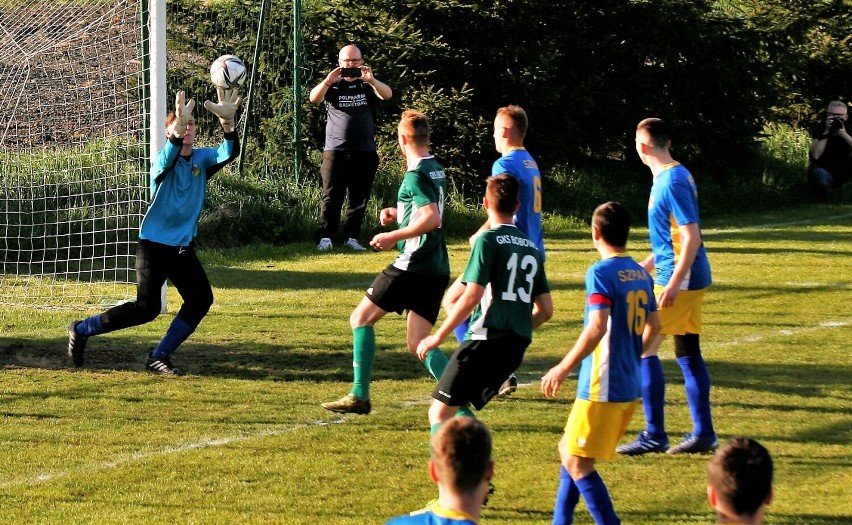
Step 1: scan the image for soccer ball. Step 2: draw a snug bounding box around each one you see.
[210,54,247,89]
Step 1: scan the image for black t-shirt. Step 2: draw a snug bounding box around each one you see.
[810,120,852,184]
[323,80,378,151]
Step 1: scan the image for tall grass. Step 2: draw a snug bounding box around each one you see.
[0,124,829,253]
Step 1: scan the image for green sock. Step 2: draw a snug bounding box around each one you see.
[455,405,475,418]
[430,421,444,438]
[423,348,449,380]
[351,326,376,400]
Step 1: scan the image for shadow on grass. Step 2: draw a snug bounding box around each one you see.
[5,336,851,389]
[0,332,433,385]
[513,354,851,445]
[206,266,379,291]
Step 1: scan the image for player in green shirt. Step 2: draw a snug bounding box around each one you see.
[417,174,553,432]
[322,110,452,415]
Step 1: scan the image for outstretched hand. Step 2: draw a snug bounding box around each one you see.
[540,365,570,398]
[172,91,195,138]
[204,88,242,132]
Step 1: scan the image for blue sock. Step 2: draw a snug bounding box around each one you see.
[552,466,581,525]
[151,316,194,358]
[75,315,104,337]
[677,354,715,437]
[641,356,666,438]
[576,470,620,525]
[453,317,470,343]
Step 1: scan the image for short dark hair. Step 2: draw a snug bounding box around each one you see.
[708,437,773,517]
[496,105,528,138]
[487,173,520,215]
[431,417,492,494]
[399,110,430,146]
[592,201,630,248]
[637,118,671,149]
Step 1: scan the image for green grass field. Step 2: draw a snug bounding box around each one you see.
[1,204,851,524]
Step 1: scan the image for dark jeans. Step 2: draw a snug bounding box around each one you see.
[318,150,380,240]
[99,240,213,333]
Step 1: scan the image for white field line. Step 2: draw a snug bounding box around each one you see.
[0,419,345,489]
[707,319,850,348]
[6,316,849,489]
[511,319,852,389]
[701,212,852,236]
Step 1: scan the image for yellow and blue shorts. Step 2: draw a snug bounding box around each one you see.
[561,398,639,460]
[655,285,707,335]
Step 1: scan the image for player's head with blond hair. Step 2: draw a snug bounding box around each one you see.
[398,109,430,147]
[430,417,493,495]
[707,437,773,524]
[636,117,671,150]
[496,105,528,139]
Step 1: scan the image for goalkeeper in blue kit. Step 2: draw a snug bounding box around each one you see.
[66,88,242,375]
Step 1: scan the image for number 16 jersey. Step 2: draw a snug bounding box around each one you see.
[577,254,657,403]
[463,224,550,342]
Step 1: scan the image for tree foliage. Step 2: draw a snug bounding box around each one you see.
[167,0,849,204]
[297,0,848,189]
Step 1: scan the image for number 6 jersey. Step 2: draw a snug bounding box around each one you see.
[463,223,550,342]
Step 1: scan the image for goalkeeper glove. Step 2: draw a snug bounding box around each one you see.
[171,91,195,138]
[204,88,243,133]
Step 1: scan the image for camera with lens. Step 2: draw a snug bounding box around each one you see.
[829,117,844,131]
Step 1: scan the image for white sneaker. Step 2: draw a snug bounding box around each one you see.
[344,238,367,251]
[317,238,333,251]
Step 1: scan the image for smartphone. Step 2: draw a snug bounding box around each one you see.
[340,67,362,78]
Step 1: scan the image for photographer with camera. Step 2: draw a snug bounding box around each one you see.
[309,43,393,251]
[808,100,851,201]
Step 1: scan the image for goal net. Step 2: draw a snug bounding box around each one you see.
[0,0,147,309]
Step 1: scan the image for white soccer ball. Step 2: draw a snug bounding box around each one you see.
[210,54,247,89]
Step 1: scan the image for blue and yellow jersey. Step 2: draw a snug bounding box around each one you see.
[647,162,711,289]
[576,254,657,403]
[492,148,544,255]
[140,135,237,246]
[386,504,478,524]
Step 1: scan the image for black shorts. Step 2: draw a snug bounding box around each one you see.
[366,265,449,325]
[432,335,531,410]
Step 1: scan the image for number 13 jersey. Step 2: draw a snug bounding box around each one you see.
[463,224,550,342]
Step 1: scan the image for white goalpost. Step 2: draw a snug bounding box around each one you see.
[1,0,274,311]
[0,0,157,310]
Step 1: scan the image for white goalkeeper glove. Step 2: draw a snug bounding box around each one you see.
[204,88,243,133]
[172,90,195,138]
